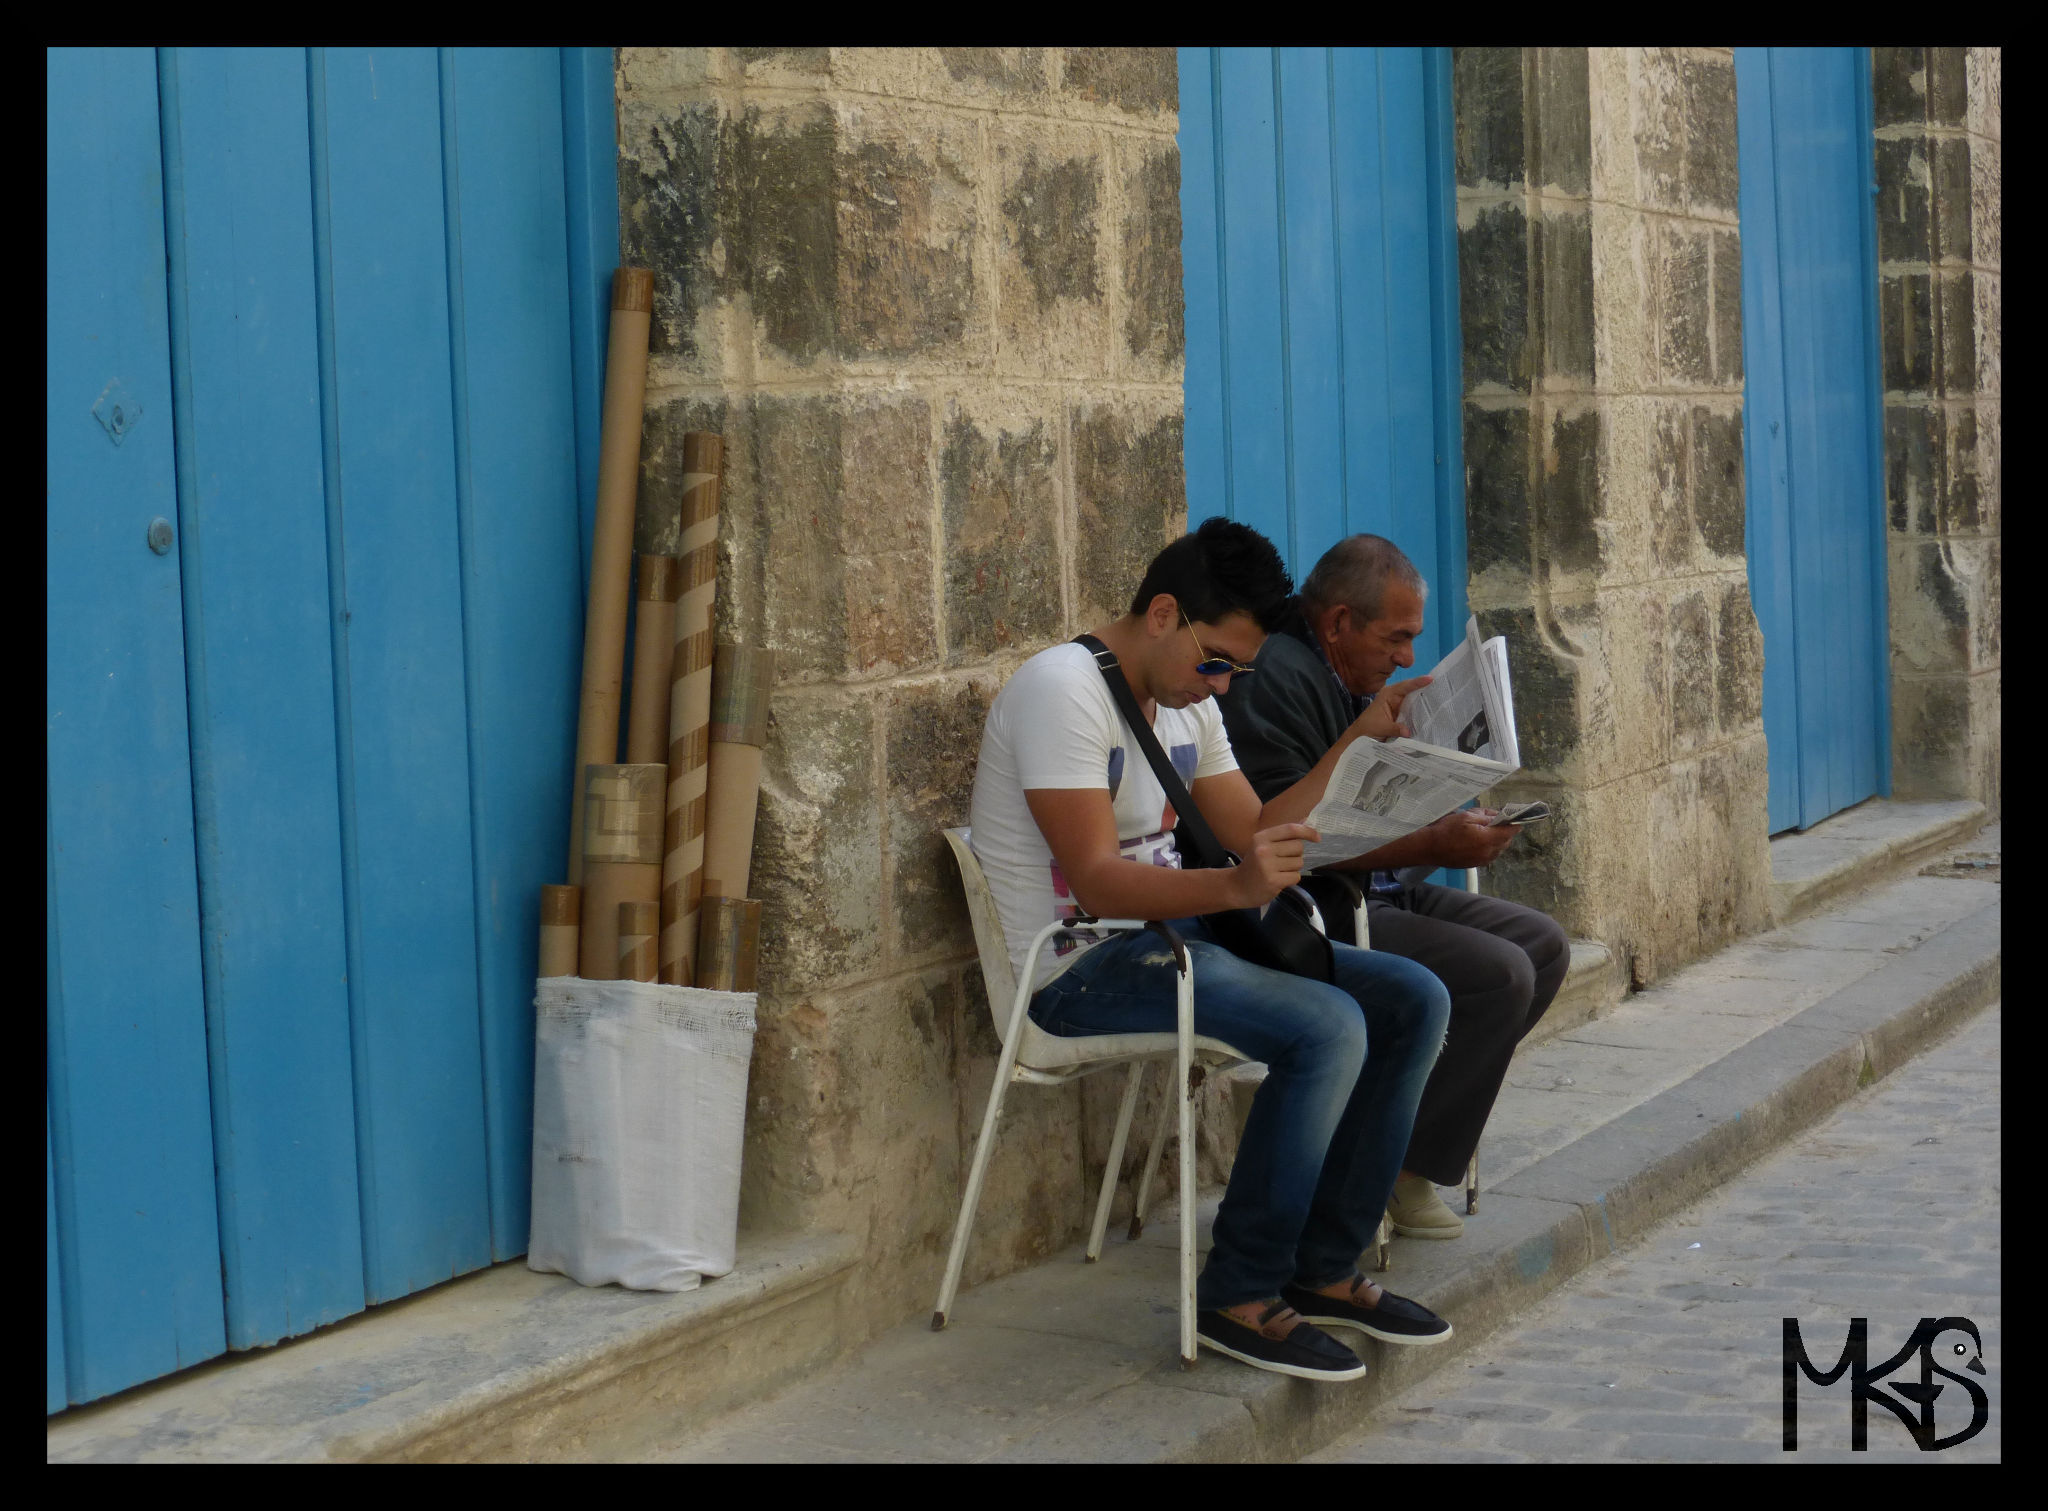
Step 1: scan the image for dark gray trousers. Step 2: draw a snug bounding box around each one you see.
[1361,883,1570,1186]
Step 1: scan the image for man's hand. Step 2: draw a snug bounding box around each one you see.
[1350,675,1433,743]
[1226,822,1320,909]
[1421,807,1519,868]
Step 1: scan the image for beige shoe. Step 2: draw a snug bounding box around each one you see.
[1387,1173,1464,1239]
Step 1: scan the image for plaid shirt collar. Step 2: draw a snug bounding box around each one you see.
[1300,615,1373,722]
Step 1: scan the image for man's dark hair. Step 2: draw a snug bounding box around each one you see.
[1128,516,1294,631]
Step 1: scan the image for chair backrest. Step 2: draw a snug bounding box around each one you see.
[942,828,1021,1041]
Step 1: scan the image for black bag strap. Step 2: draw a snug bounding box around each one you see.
[1073,635,1231,871]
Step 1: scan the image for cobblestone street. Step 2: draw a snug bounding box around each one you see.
[1310,1004,2002,1465]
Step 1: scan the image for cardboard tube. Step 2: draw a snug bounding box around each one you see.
[625,555,681,765]
[660,433,723,985]
[538,884,581,979]
[566,268,655,886]
[618,900,659,983]
[578,763,665,979]
[694,897,762,993]
[580,862,660,982]
[701,645,774,902]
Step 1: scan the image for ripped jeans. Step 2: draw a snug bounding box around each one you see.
[1029,919,1450,1310]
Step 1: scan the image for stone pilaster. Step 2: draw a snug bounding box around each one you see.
[1872,47,2000,811]
[1453,48,1773,989]
[615,47,1190,1332]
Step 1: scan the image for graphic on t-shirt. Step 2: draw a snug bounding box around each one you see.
[1159,741,1198,837]
[1119,830,1184,868]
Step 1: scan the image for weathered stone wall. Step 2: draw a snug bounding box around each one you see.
[615,47,1217,1336]
[1872,47,2000,812]
[1453,48,1774,988]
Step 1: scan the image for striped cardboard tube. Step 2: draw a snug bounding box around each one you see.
[579,763,665,980]
[660,432,722,985]
[700,644,774,905]
[566,268,655,886]
[625,555,682,766]
[694,897,761,993]
[617,900,660,983]
[538,884,580,979]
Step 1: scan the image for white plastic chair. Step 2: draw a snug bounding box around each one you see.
[932,827,1260,1370]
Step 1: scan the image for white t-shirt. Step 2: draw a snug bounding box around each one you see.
[968,642,1239,993]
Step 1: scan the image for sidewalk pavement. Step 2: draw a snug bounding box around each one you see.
[644,838,1999,1464]
[1308,1002,2001,1464]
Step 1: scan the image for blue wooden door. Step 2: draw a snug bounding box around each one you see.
[47,46,615,1409]
[1736,48,1890,833]
[1179,46,1467,669]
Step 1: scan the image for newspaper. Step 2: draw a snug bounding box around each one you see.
[1397,615,1520,771]
[1302,737,1514,868]
[1298,617,1523,869]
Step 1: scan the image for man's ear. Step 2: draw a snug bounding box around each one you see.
[1320,602,1351,640]
[1143,593,1179,637]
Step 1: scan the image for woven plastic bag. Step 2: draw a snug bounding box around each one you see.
[528,976,757,1291]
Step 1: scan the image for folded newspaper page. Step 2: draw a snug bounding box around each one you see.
[1397,615,1520,770]
[1297,618,1523,868]
[1301,737,1514,868]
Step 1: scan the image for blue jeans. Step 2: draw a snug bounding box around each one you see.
[1030,920,1451,1310]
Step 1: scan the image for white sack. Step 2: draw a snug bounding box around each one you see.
[528,976,757,1291]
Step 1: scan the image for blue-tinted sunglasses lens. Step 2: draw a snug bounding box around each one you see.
[1197,658,1256,677]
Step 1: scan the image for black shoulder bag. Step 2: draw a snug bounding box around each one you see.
[1074,636,1335,984]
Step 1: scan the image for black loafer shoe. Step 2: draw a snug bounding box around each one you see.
[1281,1276,1454,1346]
[1196,1303,1369,1381]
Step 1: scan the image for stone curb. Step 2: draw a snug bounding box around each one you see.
[1051,896,2000,1463]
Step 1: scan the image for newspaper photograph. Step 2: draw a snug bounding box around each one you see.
[1300,736,1513,869]
[1397,616,1520,771]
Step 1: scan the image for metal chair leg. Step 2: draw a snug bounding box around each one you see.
[1374,1211,1393,1272]
[1128,1063,1173,1241]
[1466,1152,1479,1215]
[1176,955,1198,1370]
[934,952,1040,1330]
[1087,1061,1145,1262]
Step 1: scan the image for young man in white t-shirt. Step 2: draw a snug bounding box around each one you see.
[968,518,1455,1382]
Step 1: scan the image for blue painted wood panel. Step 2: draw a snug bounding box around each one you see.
[560,47,623,600]
[439,47,588,1259]
[316,45,496,1301]
[48,1095,67,1413]
[1179,47,1468,673]
[46,46,226,1403]
[49,46,612,1407]
[1737,49,1890,833]
[158,46,367,1349]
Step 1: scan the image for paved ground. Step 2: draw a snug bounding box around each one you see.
[1308,1003,2002,1465]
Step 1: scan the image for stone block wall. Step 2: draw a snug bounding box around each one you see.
[1453,48,1773,988]
[1872,47,2000,811]
[615,47,1218,1335]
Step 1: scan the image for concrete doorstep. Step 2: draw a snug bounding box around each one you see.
[48,811,1994,1463]
[45,1229,865,1464]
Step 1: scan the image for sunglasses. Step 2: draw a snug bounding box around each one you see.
[1184,614,1258,677]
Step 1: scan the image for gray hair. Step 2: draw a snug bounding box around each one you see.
[1299,534,1427,622]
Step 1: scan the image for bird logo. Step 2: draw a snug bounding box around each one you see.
[1784,1316,1990,1451]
